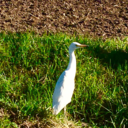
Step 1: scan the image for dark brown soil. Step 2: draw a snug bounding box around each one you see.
[0,0,128,39]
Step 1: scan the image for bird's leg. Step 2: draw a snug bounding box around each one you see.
[64,106,66,116]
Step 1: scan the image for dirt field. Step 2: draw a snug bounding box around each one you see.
[0,0,128,39]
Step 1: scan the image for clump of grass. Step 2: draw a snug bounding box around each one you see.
[0,32,128,127]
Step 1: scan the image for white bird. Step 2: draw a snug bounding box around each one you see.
[52,42,88,115]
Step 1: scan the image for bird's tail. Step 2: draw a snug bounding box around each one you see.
[52,103,63,115]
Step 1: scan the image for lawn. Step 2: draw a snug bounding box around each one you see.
[0,32,128,127]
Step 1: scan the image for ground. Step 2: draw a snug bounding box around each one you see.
[0,0,128,39]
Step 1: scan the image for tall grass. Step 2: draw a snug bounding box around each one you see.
[0,32,128,127]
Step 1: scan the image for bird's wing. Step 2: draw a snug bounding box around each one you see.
[52,70,75,114]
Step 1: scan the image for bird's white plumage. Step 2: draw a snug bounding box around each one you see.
[52,71,75,115]
[52,42,88,115]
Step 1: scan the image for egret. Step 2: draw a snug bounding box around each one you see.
[52,42,88,115]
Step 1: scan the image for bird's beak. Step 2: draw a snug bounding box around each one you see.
[76,44,89,48]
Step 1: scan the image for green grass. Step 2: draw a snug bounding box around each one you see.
[0,32,128,127]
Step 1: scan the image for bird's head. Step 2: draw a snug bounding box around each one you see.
[69,42,89,52]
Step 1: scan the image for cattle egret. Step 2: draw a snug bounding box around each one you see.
[52,42,88,115]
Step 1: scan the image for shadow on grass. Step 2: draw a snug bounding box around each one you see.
[0,101,49,124]
[88,45,128,70]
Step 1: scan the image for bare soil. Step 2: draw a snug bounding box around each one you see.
[0,0,128,39]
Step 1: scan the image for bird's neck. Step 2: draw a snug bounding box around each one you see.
[66,51,76,75]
